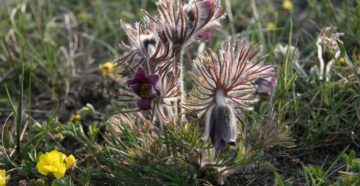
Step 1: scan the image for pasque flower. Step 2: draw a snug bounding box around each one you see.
[119,21,174,72]
[146,0,224,48]
[127,67,159,110]
[186,0,224,40]
[116,65,179,124]
[36,150,76,179]
[187,38,275,151]
[206,103,237,151]
[316,27,343,81]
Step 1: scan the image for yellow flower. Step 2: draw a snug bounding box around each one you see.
[0,170,7,186]
[99,61,114,76]
[65,155,76,170]
[338,57,347,66]
[69,114,81,123]
[356,54,360,65]
[36,150,76,179]
[282,0,293,11]
[266,22,276,31]
[77,11,91,21]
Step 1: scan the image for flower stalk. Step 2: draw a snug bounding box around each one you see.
[175,50,185,119]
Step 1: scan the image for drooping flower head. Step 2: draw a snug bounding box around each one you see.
[187,38,276,151]
[127,67,159,110]
[118,20,174,72]
[145,0,224,48]
[36,150,76,179]
[185,0,224,40]
[316,27,343,81]
[188,38,275,115]
[206,104,237,151]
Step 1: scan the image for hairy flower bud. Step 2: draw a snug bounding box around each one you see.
[316,27,343,81]
[203,104,236,151]
[140,31,158,57]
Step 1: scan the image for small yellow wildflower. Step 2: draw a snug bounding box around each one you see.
[77,11,91,21]
[36,150,76,179]
[266,22,276,31]
[282,0,293,11]
[99,61,114,76]
[0,170,7,186]
[69,114,81,123]
[338,57,347,66]
[356,54,360,65]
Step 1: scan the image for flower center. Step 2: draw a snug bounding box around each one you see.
[140,83,152,98]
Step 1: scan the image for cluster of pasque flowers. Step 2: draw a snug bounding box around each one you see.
[116,0,276,151]
[117,0,225,120]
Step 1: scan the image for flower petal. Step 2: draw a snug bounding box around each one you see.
[256,76,277,94]
[202,105,216,141]
[148,75,159,85]
[65,154,77,170]
[199,0,213,10]
[198,31,212,40]
[214,137,226,152]
[137,99,152,110]
[53,166,66,179]
[209,105,237,151]
[134,67,148,82]
[127,81,141,94]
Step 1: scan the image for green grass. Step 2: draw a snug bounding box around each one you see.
[1,0,360,185]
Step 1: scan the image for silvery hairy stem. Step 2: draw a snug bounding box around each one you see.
[175,50,185,121]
